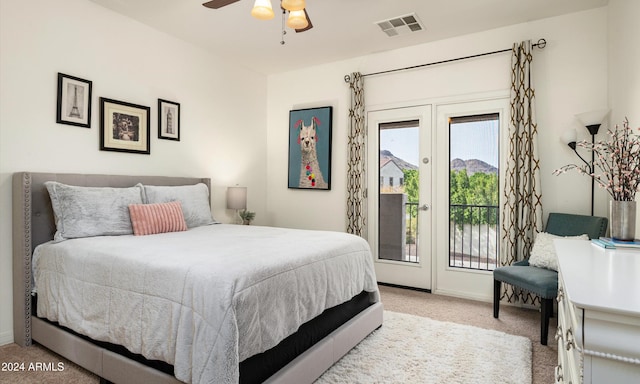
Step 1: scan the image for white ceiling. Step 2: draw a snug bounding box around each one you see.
[89,0,608,75]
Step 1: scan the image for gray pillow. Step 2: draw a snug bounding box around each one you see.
[45,181,145,242]
[141,183,216,228]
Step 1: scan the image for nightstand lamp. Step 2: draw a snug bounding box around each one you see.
[226,186,247,224]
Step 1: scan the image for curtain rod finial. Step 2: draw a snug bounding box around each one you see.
[536,38,546,49]
[344,74,351,83]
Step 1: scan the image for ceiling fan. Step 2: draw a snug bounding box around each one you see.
[203,0,313,33]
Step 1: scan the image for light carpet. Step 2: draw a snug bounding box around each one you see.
[315,311,532,384]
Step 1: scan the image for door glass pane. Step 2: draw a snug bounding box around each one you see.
[449,114,499,270]
[379,120,419,263]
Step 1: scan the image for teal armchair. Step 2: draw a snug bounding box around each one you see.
[493,213,608,345]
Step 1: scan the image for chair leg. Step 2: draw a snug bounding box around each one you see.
[493,280,501,318]
[540,298,552,345]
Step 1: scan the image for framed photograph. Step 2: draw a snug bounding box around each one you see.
[158,99,180,141]
[99,97,150,154]
[56,73,92,128]
[288,106,333,190]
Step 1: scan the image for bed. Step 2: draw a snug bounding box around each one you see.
[12,172,383,384]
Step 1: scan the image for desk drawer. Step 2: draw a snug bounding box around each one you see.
[557,275,583,383]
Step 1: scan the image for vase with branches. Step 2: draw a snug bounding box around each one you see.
[554,117,640,200]
[554,117,640,239]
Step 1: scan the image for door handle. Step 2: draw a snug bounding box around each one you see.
[419,204,430,211]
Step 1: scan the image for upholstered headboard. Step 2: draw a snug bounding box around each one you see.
[12,172,211,346]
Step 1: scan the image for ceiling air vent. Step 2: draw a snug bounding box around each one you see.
[376,13,424,37]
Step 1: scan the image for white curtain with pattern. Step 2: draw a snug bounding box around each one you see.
[346,72,367,238]
[500,41,544,304]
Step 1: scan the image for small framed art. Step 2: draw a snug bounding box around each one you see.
[99,97,150,154]
[56,73,92,128]
[158,99,180,141]
[288,106,333,190]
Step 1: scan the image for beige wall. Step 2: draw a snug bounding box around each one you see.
[0,0,268,345]
[608,0,640,230]
[608,0,640,125]
[266,7,611,231]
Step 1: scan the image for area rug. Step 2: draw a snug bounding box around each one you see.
[315,311,532,384]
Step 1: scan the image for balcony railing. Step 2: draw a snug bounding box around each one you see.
[390,201,498,271]
[449,204,499,271]
[405,202,419,263]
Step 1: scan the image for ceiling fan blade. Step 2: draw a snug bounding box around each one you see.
[202,0,241,9]
[295,8,313,33]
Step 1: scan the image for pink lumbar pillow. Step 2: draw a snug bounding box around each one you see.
[128,201,188,236]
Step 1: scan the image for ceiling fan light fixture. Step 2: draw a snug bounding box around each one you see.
[251,0,275,20]
[286,9,308,29]
[281,0,305,12]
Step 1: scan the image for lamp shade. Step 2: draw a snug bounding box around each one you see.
[281,0,305,11]
[575,109,610,129]
[226,186,247,210]
[561,128,577,145]
[286,10,308,29]
[251,0,274,20]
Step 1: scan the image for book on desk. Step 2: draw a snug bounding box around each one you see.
[591,237,640,249]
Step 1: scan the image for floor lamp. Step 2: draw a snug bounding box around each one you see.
[561,109,610,216]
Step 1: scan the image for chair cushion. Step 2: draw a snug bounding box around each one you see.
[494,265,558,298]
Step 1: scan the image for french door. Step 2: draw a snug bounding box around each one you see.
[367,105,432,290]
[433,97,508,301]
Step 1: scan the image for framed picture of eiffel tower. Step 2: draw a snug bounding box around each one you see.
[56,73,92,128]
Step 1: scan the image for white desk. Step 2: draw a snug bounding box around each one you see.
[554,239,640,383]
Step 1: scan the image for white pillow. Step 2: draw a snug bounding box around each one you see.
[528,232,589,271]
[141,183,216,228]
[45,181,145,242]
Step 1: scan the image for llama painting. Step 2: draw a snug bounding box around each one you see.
[288,106,333,190]
[297,117,328,189]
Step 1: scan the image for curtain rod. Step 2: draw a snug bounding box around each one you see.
[344,38,546,82]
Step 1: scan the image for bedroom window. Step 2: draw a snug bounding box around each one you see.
[449,113,499,271]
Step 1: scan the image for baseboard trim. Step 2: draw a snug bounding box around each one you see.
[432,288,492,303]
[0,329,14,346]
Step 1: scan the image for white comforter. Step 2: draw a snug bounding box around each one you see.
[33,224,379,384]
